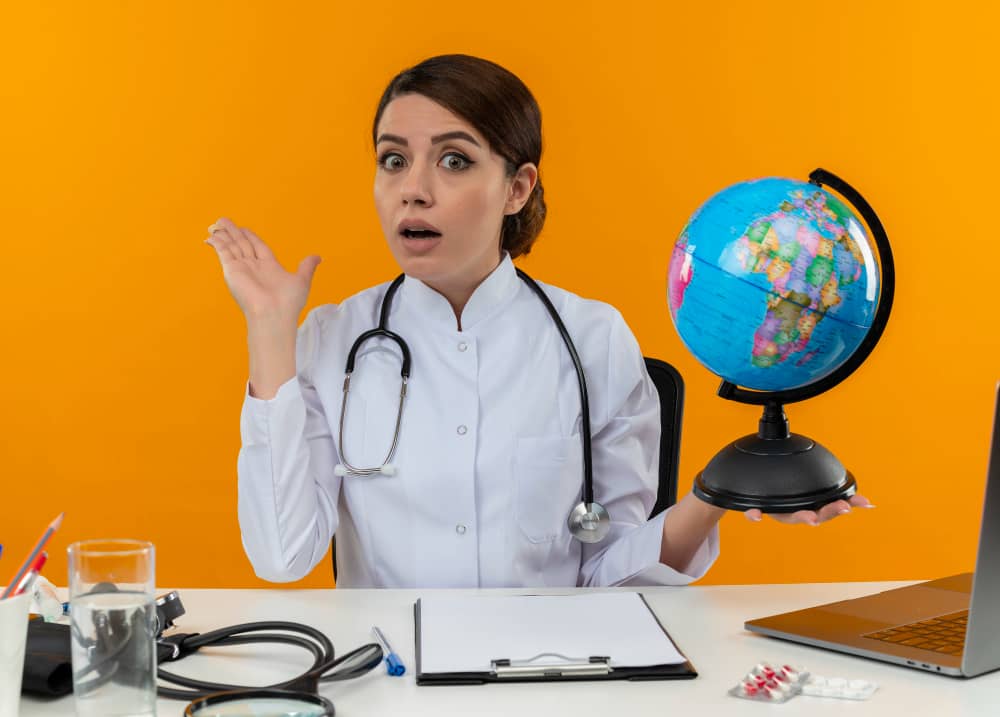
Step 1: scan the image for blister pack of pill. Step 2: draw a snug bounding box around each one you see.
[727,662,808,703]
[801,674,878,699]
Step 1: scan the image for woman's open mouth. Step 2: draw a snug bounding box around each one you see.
[401,228,442,239]
[397,220,443,254]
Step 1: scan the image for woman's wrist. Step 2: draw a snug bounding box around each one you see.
[686,494,727,523]
[246,316,298,400]
[245,303,301,328]
[659,491,726,572]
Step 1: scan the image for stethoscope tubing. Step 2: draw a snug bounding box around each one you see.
[156,620,382,700]
[514,268,595,505]
[338,277,409,476]
[337,268,607,541]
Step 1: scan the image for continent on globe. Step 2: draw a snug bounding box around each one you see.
[735,190,865,368]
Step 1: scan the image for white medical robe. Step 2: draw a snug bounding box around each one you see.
[238,255,719,587]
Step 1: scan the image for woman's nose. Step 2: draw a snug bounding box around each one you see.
[400,163,433,206]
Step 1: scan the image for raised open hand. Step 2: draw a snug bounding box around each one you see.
[204,217,321,321]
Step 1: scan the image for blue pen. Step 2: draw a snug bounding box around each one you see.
[371,625,406,676]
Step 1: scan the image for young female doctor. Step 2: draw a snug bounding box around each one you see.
[205,55,870,588]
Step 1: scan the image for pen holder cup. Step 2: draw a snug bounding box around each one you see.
[0,592,32,717]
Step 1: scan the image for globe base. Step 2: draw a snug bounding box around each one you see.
[693,431,857,512]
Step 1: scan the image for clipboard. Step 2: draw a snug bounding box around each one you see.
[414,592,697,685]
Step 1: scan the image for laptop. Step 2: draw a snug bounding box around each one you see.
[745,383,1000,677]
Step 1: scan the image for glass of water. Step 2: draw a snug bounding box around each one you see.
[68,539,157,717]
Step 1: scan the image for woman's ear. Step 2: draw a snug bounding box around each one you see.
[504,163,538,215]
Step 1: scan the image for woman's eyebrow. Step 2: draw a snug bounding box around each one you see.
[376,133,408,146]
[375,130,482,148]
[431,131,480,147]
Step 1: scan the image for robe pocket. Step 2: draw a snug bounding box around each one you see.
[513,435,584,544]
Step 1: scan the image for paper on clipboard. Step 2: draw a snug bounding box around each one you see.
[418,592,686,674]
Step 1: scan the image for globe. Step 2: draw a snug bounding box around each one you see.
[668,177,881,393]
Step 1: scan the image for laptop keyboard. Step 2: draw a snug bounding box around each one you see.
[862,610,968,655]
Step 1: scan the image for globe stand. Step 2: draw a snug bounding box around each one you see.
[688,168,893,513]
[694,402,856,512]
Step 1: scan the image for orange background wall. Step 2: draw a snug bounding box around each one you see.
[2,1,997,589]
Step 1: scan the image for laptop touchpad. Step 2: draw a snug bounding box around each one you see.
[820,586,969,624]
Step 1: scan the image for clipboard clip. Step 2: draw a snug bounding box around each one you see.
[491,653,612,678]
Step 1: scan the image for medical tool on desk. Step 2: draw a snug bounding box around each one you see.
[333,269,612,543]
[47,584,383,716]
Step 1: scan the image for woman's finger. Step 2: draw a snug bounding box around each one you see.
[849,494,875,509]
[243,227,274,259]
[787,510,820,526]
[211,218,248,259]
[205,235,238,264]
[232,227,258,260]
[207,226,239,258]
[743,496,873,528]
[816,499,852,523]
[744,508,763,522]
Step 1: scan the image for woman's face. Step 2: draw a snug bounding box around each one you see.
[373,93,535,299]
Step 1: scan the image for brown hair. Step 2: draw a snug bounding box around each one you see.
[372,54,546,259]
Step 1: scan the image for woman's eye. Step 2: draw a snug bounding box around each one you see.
[379,153,406,171]
[440,153,471,171]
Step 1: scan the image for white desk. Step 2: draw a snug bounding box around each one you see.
[20,582,1000,716]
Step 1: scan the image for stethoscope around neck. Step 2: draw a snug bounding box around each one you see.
[333,268,611,543]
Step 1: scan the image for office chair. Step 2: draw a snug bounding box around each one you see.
[331,357,685,579]
[642,356,684,518]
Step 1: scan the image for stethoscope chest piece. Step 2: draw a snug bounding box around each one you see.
[567,501,611,543]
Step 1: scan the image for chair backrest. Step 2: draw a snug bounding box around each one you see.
[643,357,685,518]
[333,357,685,580]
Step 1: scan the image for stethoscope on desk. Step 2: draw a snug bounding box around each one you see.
[70,587,382,717]
[333,268,611,543]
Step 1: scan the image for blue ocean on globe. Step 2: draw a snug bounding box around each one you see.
[668,177,880,392]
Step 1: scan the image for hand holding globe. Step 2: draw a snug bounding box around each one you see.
[668,169,894,515]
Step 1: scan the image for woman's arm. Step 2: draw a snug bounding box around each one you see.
[205,216,321,399]
[658,492,726,573]
[658,491,873,573]
[247,316,298,399]
[208,217,339,581]
[577,309,721,587]
[236,306,343,582]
